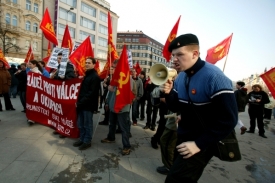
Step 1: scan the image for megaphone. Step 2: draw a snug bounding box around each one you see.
[149,63,177,85]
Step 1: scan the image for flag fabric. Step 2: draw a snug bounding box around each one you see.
[99,11,119,79]
[134,62,142,75]
[61,25,73,53]
[40,8,58,45]
[42,41,52,63]
[205,33,233,64]
[110,45,135,113]
[0,49,10,69]
[69,36,94,76]
[94,60,100,74]
[24,45,34,63]
[162,16,181,62]
[260,68,275,98]
[99,61,110,79]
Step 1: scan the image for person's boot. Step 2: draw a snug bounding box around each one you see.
[156,166,170,175]
[240,126,247,135]
[151,137,158,149]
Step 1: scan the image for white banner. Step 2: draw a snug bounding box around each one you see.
[71,41,81,53]
[127,49,133,69]
[47,47,63,69]
[58,48,70,77]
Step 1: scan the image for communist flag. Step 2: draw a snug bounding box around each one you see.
[99,12,119,79]
[94,60,100,74]
[205,33,233,64]
[40,8,58,45]
[99,61,110,79]
[0,49,10,69]
[134,62,142,75]
[61,25,73,53]
[69,36,94,76]
[110,45,135,113]
[42,41,52,63]
[24,45,34,63]
[162,16,181,62]
[260,68,275,98]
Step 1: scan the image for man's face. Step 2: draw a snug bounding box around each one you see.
[253,86,260,92]
[171,46,198,71]
[131,69,137,77]
[57,55,62,64]
[110,67,114,75]
[139,74,144,79]
[236,84,241,89]
[85,59,95,70]
[38,62,44,68]
[21,65,26,71]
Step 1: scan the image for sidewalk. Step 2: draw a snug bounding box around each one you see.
[0,97,274,183]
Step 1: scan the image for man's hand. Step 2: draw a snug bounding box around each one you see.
[60,76,65,79]
[256,99,261,102]
[175,115,181,124]
[160,79,173,94]
[176,141,200,159]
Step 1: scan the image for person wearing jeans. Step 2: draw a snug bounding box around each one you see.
[73,57,100,150]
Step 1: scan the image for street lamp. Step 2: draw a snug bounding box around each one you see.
[66,7,74,25]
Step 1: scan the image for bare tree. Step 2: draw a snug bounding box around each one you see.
[0,23,21,55]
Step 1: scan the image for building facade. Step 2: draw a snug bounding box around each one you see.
[0,0,43,63]
[116,31,167,73]
[43,0,118,69]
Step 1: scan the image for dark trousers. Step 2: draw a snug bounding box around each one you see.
[165,136,214,183]
[19,91,26,110]
[0,93,14,110]
[160,127,177,169]
[108,111,131,148]
[131,100,139,123]
[139,98,146,119]
[263,108,272,121]
[248,107,265,134]
[153,102,168,142]
[9,85,17,98]
[146,99,159,127]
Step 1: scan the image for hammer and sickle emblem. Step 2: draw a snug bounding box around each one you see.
[214,45,225,53]
[116,71,129,95]
[168,33,176,42]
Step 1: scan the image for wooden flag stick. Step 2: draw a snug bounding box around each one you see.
[222,53,229,72]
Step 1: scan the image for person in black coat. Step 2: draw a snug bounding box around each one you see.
[8,64,18,98]
[73,57,101,150]
[15,63,27,112]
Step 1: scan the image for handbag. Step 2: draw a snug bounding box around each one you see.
[185,77,241,162]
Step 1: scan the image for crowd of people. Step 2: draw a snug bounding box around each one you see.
[1,33,275,182]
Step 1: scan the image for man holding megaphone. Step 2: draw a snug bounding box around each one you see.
[158,34,238,183]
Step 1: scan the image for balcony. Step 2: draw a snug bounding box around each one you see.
[2,0,21,8]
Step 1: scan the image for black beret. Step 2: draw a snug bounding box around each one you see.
[236,81,245,87]
[57,52,63,56]
[168,34,199,52]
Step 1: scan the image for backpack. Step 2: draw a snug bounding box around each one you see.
[150,86,161,106]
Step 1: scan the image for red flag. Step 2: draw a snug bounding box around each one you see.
[0,49,10,69]
[42,41,52,63]
[205,33,233,64]
[99,61,110,79]
[24,45,34,63]
[69,36,94,76]
[94,60,100,74]
[40,8,58,45]
[134,62,142,75]
[260,68,275,98]
[61,25,73,52]
[162,16,181,62]
[110,45,135,113]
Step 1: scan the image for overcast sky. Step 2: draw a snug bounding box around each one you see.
[107,0,275,81]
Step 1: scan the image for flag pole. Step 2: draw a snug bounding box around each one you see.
[222,33,233,73]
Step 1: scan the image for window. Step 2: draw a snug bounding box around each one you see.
[80,17,95,30]
[5,13,10,24]
[33,42,38,51]
[26,21,31,30]
[132,38,139,43]
[33,23,38,32]
[26,0,31,10]
[59,7,76,23]
[12,0,17,3]
[12,15,17,26]
[34,3,38,13]
[97,49,107,59]
[99,24,107,35]
[60,0,77,8]
[81,2,96,17]
[98,37,107,47]
[80,30,95,43]
[11,38,16,44]
[58,24,75,38]
[100,11,107,22]
[125,38,131,42]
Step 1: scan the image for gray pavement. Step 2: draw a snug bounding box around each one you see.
[0,97,275,183]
